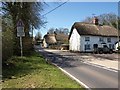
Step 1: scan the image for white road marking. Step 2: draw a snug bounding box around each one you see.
[51,62,92,90]
[44,56,91,89]
[83,62,118,73]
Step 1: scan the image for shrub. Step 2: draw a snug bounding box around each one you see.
[23,37,34,56]
[2,29,14,63]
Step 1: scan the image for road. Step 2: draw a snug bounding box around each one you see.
[37,48,119,89]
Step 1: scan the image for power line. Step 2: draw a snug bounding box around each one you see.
[42,0,69,16]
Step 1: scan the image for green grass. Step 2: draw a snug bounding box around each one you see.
[2,52,84,89]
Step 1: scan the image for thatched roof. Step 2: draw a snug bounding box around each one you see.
[43,34,57,44]
[55,33,68,44]
[69,22,118,39]
[43,33,69,44]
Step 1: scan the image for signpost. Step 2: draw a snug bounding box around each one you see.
[17,19,25,57]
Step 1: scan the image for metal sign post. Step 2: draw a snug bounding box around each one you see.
[19,36,23,57]
[17,19,25,57]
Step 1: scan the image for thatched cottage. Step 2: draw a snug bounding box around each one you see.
[69,17,118,52]
[43,33,57,48]
[43,33,69,49]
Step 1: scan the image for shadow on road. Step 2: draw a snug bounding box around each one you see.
[37,49,86,69]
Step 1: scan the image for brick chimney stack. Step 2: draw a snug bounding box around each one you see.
[93,17,99,25]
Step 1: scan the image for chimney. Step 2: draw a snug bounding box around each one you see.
[93,17,99,25]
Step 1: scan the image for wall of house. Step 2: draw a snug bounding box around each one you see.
[80,35,117,52]
[69,28,80,51]
[43,39,48,48]
[105,37,117,49]
[80,35,99,52]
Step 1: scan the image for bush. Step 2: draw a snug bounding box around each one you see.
[13,36,34,56]
[2,29,14,63]
[23,37,34,56]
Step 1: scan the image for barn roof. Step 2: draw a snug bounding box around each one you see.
[69,22,118,39]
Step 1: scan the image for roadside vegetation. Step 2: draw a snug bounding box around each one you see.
[2,52,84,89]
[1,2,83,89]
[2,2,46,63]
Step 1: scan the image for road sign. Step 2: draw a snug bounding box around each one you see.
[17,32,25,37]
[17,19,25,37]
[17,19,25,57]
[17,19,24,27]
[17,27,25,37]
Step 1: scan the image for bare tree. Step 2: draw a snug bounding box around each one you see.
[35,32,42,41]
[47,28,55,34]
[83,13,120,29]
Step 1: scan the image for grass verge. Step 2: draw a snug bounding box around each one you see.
[2,51,84,89]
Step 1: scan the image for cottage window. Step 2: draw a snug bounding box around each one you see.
[85,44,91,50]
[85,37,90,41]
[109,44,113,49]
[107,38,111,43]
[109,44,114,49]
[99,37,104,42]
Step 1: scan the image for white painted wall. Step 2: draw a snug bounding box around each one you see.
[104,37,117,49]
[69,28,117,52]
[80,35,99,52]
[80,36,117,52]
[69,28,80,51]
[43,39,48,48]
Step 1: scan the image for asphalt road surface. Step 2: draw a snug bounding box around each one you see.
[37,48,119,89]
